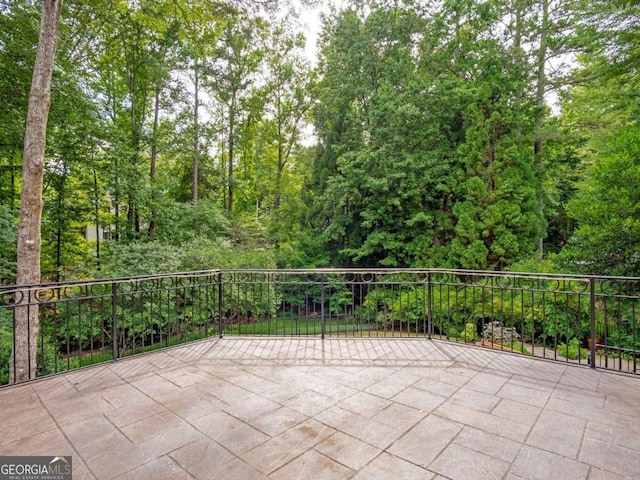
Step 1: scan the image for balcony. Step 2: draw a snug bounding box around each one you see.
[1,270,640,478]
[2,336,640,478]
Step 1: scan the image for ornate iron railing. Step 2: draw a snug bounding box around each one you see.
[1,269,639,385]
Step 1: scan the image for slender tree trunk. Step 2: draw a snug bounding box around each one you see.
[93,167,101,270]
[11,0,63,384]
[10,155,16,209]
[148,85,160,236]
[275,103,283,210]
[55,173,65,283]
[535,0,549,261]
[193,60,200,204]
[228,97,236,216]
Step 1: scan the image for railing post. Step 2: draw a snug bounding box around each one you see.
[112,281,118,361]
[218,272,224,338]
[321,275,325,340]
[589,278,596,369]
[427,272,433,340]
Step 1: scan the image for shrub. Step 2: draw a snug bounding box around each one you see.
[461,322,477,343]
[556,337,587,360]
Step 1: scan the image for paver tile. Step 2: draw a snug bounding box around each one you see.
[1,428,74,457]
[430,443,510,480]
[585,418,640,449]
[454,426,521,463]
[246,406,308,437]
[511,445,590,480]
[190,410,269,454]
[435,402,530,442]
[130,372,182,397]
[352,452,435,480]
[579,436,640,478]
[195,457,269,480]
[526,409,586,458]
[170,438,235,478]
[463,371,511,395]
[156,387,224,421]
[269,449,354,480]
[240,419,335,474]
[587,467,626,480]
[391,386,448,412]
[449,386,502,412]
[315,406,403,449]
[121,410,200,445]
[497,381,551,407]
[364,371,420,398]
[315,431,381,470]
[283,389,337,416]
[0,407,57,448]
[370,402,427,432]
[222,394,280,421]
[337,391,391,418]
[490,398,542,426]
[388,414,463,467]
[114,456,194,480]
[412,377,460,397]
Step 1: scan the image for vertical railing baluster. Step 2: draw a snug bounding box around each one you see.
[427,272,433,340]
[590,278,596,369]
[321,275,325,340]
[218,272,223,338]
[112,281,118,361]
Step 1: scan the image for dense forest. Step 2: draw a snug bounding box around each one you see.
[1,0,639,285]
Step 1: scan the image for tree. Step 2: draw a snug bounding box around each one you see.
[12,0,63,383]
[313,4,460,267]
[209,14,267,216]
[262,19,312,210]
[0,2,39,212]
[558,0,640,275]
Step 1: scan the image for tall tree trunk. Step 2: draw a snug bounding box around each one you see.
[93,167,101,270]
[228,97,236,216]
[275,103,283,210]
[10,155,16,210]
[11,0,63,384]
[535,0,549,261]
[193,60,200,204]
[148,85,160,236]
[55,173,65,283]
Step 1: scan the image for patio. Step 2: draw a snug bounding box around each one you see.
[1,337,639,480]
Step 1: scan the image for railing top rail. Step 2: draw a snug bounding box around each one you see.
[2,268,640,293]
[0,269,224,293]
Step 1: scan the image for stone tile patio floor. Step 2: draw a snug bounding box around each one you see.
[2,338,640,480]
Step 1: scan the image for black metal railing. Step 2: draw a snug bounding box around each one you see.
[1,269,639,386]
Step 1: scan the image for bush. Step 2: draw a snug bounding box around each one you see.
[556,337,587,360]
[0,309,12,384]
[461,322,477,343]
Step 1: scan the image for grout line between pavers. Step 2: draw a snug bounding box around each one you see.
[31,383,99,480]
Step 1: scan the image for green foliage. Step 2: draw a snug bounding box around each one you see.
[561,122,640,276]
[0,206,17,284]
[275,229,331,269]
[313,6,458,267]
[100,241,183,278]
[2,0,640,290]
[360,280,429,332]
[151,200,229,245]
[312,2,547,270]
[501,342,531,355]
[556,338,588,360]
[461,322,477,343]
[99,235,276,278]
[0,309,12,384]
